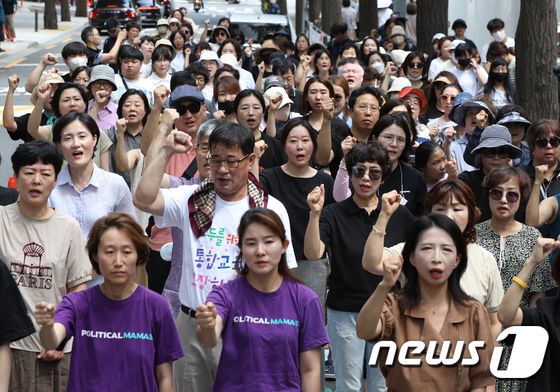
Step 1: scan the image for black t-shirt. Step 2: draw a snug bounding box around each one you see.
[320,197,414,312]
[459,169,526,223]
[260,166,334,260]
[379,162,427,217]
[288,89,304,115]
[103,36,118,54]
[521,297,560,392]
[0,262,35,344]
[0,187,18,206]
[258,132,286,171]
[11,112,51,142]
[86,47,101,67]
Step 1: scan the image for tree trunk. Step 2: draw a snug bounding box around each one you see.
[278,0,287,15]
[322,0,342,37]
[516,0,558,120]
[295,0,304,35]
[416,0,447,53]
[358,0,378,39]
[76,0,87,17]
[309,0,321,26]
[61,0,71,22]
[44,0,58,29]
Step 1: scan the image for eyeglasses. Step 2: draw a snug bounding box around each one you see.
[481,148,511,159]
[334,94,345,102]
[489,188,520,203]
[176,101,202,116]
[355,104,379,113]
[535,136,560,149]
[351,166,383,181]
[379,134,406,146]
[409,62,424,69]
[92,80,112,89]
[208,154,250,169]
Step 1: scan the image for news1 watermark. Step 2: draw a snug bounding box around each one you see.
[369,326,549,378]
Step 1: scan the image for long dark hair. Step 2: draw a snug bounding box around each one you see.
[234,208,300,282]
[483,57,515,103]
[399,214,471,309]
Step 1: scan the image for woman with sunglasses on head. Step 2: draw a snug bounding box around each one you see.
[305,142,414,391]
[476,165,557,392]
[426,83,462,134]
[424,71,459,123]
[357,213,495,391]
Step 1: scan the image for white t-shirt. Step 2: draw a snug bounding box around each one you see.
[481,36,515,63]
[155,185,297,308]
[449,66,480,97]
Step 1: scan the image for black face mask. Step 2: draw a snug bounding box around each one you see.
[492,72,508,82]
[458,58,471,68]
[218,100,235,114]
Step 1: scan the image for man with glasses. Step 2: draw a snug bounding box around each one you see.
[87,64,118,132]
[134,114,297,391]
[460,124,524,222]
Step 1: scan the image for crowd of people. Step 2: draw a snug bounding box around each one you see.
[1,2,560,391]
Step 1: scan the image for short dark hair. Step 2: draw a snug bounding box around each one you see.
[213,76,241,104]
[215,65,240,81]
[209,122,255,156]
[234,89,266,114]
[280,118,318,153]
[345,141,390,180]
[399,214,471,309]
[70,66,91,82]
[61,41,88,59]
[371,112,415,163]
[12,140,64,178]
[414,141,444,171]
[454,43,470,58]
[330,22,348,37]
[424,179,481,244]
[151,45,173,63]
[125,21,141,32]
[217,39,242,60]
[87,212,149,275]
[80,26,96,44]
[51,82,89,117]
[486,18,505,32]
[348,85,384,110]
[170,70,198,91]
[117,89,150,125]
[185,62,210,85]
[140,35,156,46]
[116,45,144,72]
[169,30,188,50]
[483,165,531,204]
[52,112,100,149]
[272,59,295,75]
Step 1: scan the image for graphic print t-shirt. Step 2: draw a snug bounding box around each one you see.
[208,277,329,391]
[55,285,184,391]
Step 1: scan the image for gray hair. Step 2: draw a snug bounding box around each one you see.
[196,119,224,144]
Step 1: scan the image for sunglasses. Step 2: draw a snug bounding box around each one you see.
[535,136,560,149]
[216,31,227,37]
[409,62,424,69]
[334,94,345,102]
[351,166,383,181]
[489,188,520,203]
[176,101,202,116]
[481,148,511,159]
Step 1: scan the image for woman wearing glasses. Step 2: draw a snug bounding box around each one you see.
[475,165,557,392]
[401,52,427,90]
[304,142,414,391]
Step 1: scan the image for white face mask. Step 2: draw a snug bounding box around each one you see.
[492,29,506,42]
[407,73,422,81]
[370,61,385,74]
[392,36,405,46]
[68,57,88,72]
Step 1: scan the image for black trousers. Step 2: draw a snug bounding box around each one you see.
[146,249,171,294]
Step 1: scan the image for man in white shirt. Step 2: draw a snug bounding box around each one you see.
[134,113,296,391]
[480,18,515,63]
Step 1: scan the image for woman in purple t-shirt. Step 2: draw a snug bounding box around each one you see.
[196,208,329,391]
[34,212,184,392]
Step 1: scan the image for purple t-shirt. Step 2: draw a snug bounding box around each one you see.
[55,285,184,391]
[208,276,329,391]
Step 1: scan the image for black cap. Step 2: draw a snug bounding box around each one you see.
[452,18,467,30]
